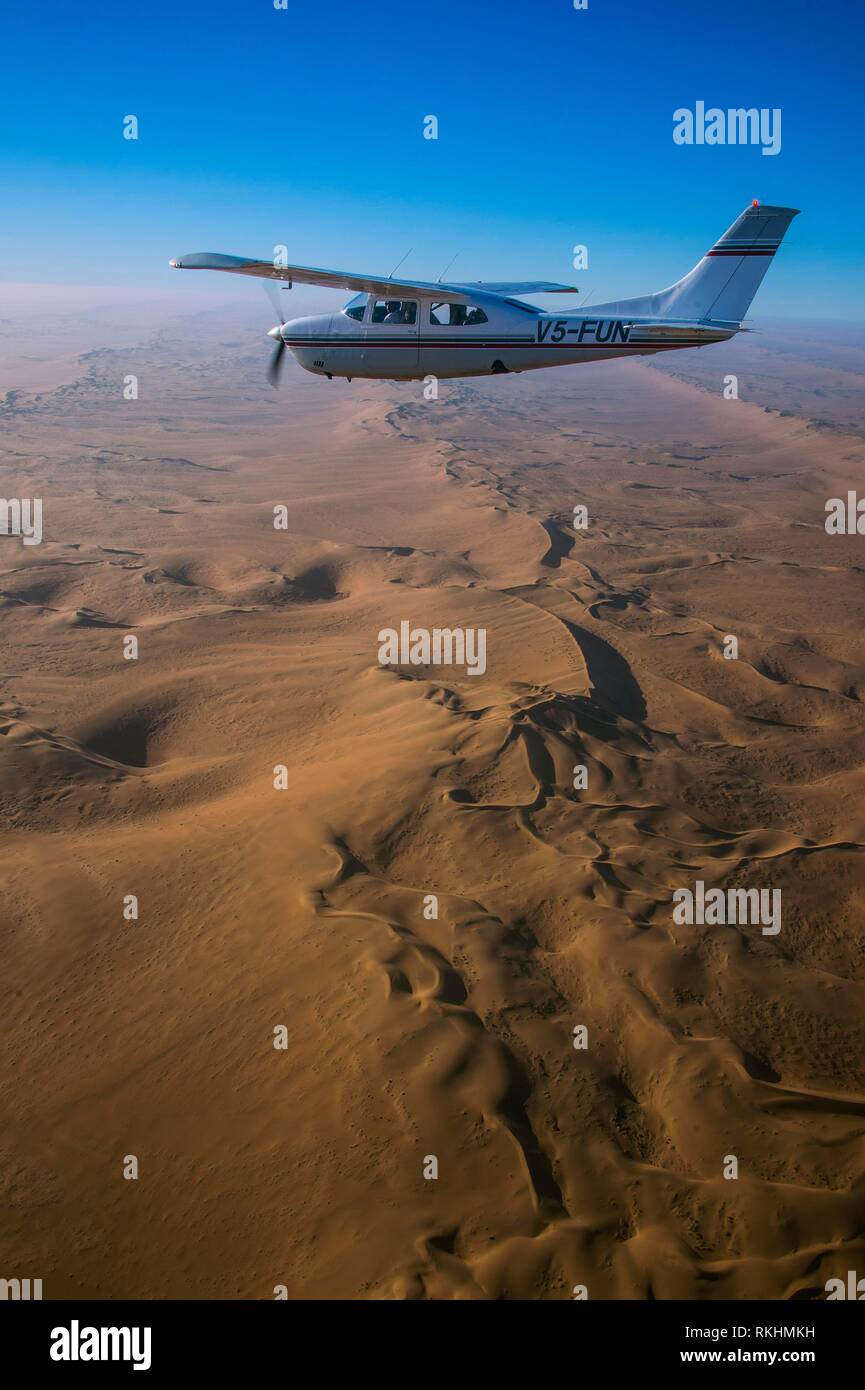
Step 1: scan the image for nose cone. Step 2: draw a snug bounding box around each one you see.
[267,324,283,340]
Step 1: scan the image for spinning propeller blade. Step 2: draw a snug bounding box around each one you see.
[267,337,286,387]
[263,282,289,387]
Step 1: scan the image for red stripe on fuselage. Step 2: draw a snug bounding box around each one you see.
[285,342,710,350]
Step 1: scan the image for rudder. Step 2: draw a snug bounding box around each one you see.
[587,202,799,324]
[678,203,800,321]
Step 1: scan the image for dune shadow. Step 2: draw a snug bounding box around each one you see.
[563,621,647,723]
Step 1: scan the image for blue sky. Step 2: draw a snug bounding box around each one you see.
[2,0,863,317]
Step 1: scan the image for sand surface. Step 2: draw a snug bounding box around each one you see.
[2,301,864,1299]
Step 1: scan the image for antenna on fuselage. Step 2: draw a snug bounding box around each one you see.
[388,248,413,279]
[436,252,460,283]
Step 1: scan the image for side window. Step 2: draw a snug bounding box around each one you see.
[371,299,417,325]
[430,302,488,327]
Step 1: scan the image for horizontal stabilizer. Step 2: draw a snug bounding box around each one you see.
[625,322,734,341]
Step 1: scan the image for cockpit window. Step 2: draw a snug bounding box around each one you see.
[343,293,366,322]
[430,302,488,326]
[371,298,417,325]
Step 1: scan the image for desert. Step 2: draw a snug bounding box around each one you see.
[1,289,865,1300]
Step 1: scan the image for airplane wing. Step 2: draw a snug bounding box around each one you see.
[169,255,580,303]
[169,253,475,303]
[453,281,579,296]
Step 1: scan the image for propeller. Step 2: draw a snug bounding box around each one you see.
[263,280,289,387]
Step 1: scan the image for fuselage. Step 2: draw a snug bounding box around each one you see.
[279,290,736,381]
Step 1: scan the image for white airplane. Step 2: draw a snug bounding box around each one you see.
[170,201,798,386]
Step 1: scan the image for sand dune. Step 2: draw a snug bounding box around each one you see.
[1,304,864,1299]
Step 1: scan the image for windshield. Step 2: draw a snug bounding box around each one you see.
[343,293,367,321]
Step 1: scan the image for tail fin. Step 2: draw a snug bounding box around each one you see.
[588,203,799,324]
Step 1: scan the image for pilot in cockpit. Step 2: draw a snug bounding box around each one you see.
[383,300,403,323]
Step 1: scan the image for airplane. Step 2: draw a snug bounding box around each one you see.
[169,201,798,387]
